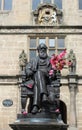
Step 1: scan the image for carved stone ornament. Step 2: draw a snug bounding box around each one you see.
[19,50,27,71]
[33,3,63,25]
[3,99,13,107]
[67,49,76,74]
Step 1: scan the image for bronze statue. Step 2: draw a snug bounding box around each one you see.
[21,44,61,115]
[67,49,76,74]
[19,50,27,71]
[10,46,68,130]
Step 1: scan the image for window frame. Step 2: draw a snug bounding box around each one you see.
[32,0,62,10]
[54,0,62,9]
[78,0,82,10]
[29,35,65,60]
[0,0,12,12]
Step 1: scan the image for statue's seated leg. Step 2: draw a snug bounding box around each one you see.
[21,78,34,114]
[36,70,49,103]
[21,97,27,113]
[31,84,39,114]
[31,70,50,114]
[21,87,28,113]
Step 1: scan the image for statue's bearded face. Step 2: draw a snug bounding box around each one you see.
[38,48,47,59]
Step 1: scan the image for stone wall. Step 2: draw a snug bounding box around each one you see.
[0,0,82,130]
[0,34,28,75]
[0,29,82,130]
[0,83,19,130]
[0,28,82,75]
[0,0,32,25]
[0,0,82,26]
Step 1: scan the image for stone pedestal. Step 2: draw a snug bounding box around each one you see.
[10,123,67,130]
[68,126,78,130]
[9,112,68,130]
[68,74,78,130]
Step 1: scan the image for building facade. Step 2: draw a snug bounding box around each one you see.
[0,0,82,130]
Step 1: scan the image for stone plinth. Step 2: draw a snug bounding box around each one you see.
[68,126,78,130]
[68,74,78,129]
[10,122,67,130]
[9,112,68,130]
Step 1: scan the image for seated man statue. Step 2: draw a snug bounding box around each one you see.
[21,43,60,114]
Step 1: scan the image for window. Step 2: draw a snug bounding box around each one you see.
[0,0,2,9]
[0,0,12,11]
[39,38,46,44]
[29,36,65,60]
[0,0,1,9]
[30,39,36,48]
[79,0,82,10]
[49,39,55,48]
[32,0,62,10]
[43,0,51,4]
[32,0,40,10]
[54,0,62,9]
[57,38,64,48]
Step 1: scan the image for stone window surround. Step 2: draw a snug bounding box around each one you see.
[29,35,65,60]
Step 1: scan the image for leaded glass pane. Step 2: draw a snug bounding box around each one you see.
[0,0,2,10]
[32,0,40,10]
[4,0,12,10]
[54,0,62,9]
[30,50,36,60]
[39,38,46,44]
[79,0,82,9]
[43,0,51,4]
[49,50,55,56]
[30,39,36,48]
[49,39,55,47]
[57,38,64,48]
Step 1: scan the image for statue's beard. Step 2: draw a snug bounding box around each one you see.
[39,52,47,59]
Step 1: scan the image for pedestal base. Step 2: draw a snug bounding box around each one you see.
[68,126,78,130]
[10,122,68,130]
[9,112,68,130]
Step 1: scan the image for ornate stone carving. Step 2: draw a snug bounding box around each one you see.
[67,49,76,74]
[19,50,27,71]
[33,3,63,25]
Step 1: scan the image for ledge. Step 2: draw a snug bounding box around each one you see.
[0,75,82,85]
[0,25,82,29]
[0,25,82,34]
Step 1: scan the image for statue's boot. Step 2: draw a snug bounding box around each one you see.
[31,106,38,114]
